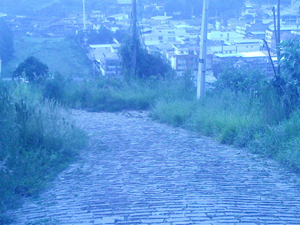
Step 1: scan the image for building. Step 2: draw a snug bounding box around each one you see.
[208,31,244,41]
[229,39,263,52]
[166,44,199,74]
[89,44,121,76]
[213,51,276,77]
[265,24,300,49]
[143,24,186,45]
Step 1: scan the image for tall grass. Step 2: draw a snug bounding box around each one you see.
[151,84,300,172]
[0,82,86,223]
[42,73,300,172]
[43,74,196,112]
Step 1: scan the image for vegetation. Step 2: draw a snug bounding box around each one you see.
[0,81,86,224]
[36,38,300,174]
[2,36,92,78]
[13,56,49,82]
[1,12,300,222]
[119,36,175,79]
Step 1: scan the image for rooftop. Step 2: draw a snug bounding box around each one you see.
[117,0,132,4]
[215,51,267,58]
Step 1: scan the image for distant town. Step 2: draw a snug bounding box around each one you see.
[1,0,300,79]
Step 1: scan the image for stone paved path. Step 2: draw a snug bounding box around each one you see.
[7,110,300,225]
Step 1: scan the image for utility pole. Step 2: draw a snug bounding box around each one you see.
[131,0,138,77]
[82,0,87,30]
[197,0,209,99]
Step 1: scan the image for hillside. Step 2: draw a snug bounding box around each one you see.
[2,35,93,78]
[0,0,114,16]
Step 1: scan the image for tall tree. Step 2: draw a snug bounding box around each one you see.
[13,56,49,82]
[0,18,14,63]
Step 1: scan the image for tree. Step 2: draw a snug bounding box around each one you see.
[214,63,266,95]
[271,38,300,113]
[88,26,114,44]
[13,56,49,82]
[119,37,174,79]
[0,18,14,63]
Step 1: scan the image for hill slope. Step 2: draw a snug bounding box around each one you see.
[2,36,93,78]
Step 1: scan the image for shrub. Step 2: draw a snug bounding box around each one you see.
[214,63,266,96]
[0,82,86,221]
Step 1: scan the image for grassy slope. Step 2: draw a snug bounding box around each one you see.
[2,36,92,78]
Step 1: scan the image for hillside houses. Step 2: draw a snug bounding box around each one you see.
[4,0,300,78]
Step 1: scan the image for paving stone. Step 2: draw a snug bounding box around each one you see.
[5,110,300,224]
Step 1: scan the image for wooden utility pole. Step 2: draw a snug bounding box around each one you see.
[197,0,209,99]
[131,0,138,77]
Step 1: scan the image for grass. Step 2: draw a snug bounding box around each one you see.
[0,81,86,223]
[151,85,300,172]
[1,35,92,79]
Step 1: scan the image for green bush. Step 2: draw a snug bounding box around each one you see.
[0,82,86,222]
[214,63,266,95]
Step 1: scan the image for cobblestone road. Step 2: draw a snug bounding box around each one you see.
[8,110,300,224]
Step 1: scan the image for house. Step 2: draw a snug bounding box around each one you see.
[208,31,244,41]
[266,24,300,49]
[166,44,199,74]
[228,39,264,52]
[117,0,132,14]
[213,51,276,77]
[89,44,121,76]
[143,25,186,45]
[207,40,238,55]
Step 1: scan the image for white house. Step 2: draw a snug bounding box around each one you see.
[228,39,263,52]
[166,44,199,74]
[208,31,244,41]
[143,25,186,45]
[89,44,121,76]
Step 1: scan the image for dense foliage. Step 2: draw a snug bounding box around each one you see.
[272,38,300,114]
[214,64,266,95]
[119,37,174,79]
[0,82,86,223]
[12,56,49,82]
